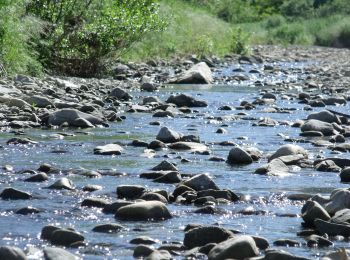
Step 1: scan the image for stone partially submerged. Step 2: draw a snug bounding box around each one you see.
[169,62,213,84]
[94,144,124,155]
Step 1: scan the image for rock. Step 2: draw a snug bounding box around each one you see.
[168,142,209,152]
[24,172,48,182]
[301,120,335,136]
[103,200,134,214]
[307,110,341,124]
[140,192,168,203]
[301,200,331,225]
[46,109,105,126]
[145,250,172,260]
[314,218,350,236]
[156,127,182,143]
[110,87,132,100]
[306,235,333,247]
[92,223,124,233]
[315,160,341,172]
[169,62,213,84]
[133,245,154,258]
[173,185,195,198]
[7,138,38,145]
[153,171,182,184]
[24,95,53,108]
[141,82,158,92]
[321,249,350,260]
[81,198,109,208]
[273,239,301,247]
[116,185,146,199]
[182,174,219,191]
[227,147,253,164]
[151,160,178,171]
[263,249,310,260]
[43,247,78,260]
[184,226,234,249]
[41,225,61,240]
[255,159,289,176]
[252,236,269,250]
[0,188,31,200]
[115,201,172,221]
[83,185,102,192]
[0,95,31,110]
[324,189,350,214]
[197,189,239,202]
[332,208,350,224]
[50,229,85,246]
[166,93,208,107]
[269,144,308,162]
[15,206,40,215]
[130,236,158,245]
[0,246,27,260]
[340,167,350,182]
[93,143,123,155]
[208,235,259,260]
[48,178,75,190]
[148,140,166,150]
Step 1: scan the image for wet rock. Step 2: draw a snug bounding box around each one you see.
[145,250,171,260]
[117,185,146,199]
[197,189,239,202]
[16,206,40,215]
[130,236,158,245]
[273,239,301,247]
[24,95,53,108]
[263,249,310,260]
[151,160,178,171]
[332,209,350,224]
[252,236,269,250]
[50,229,85,246]
[166,93,208,107]
[43,247,78,260]
[168,141,209,152]
[46,109,105,126]
[227,147,253,164]
[172,185,195,198]
[184,226,234,249]
[7,138,38,145]
[301,200,331,226]
[41,225,61,240]
[140,192,168,203]
[156,127,182,143]
[324,189,350,214]
[301,120,335,136]
[133,245,154,258]
[182,173,219,191]
[307,110,341,124]
[0,188,31,200]
[306,235,333,247]
[24,172,48,182]
[194,196,216,206]
[278,154,306,165]
[314,218,350,236]
[82,185,102,192]
[255,159,289,176]
[321,249,350,260]
[48,178,75,190]
[92,223,124,233]
[340,167,350,182]
[81,198,109,208]
[153,171,182,184]
[103,200,134,214]
[93,143,123,155]
[110,87,132,100]
[194,205,216,214]
[0,96,31,110]
[169,62,213,84]
[0,246,27,260]
[208,235,259,260]
[300,131,324,137]
[148,140,166,150]
[269,144,308,162]
[115,201,172,221]
[315,160,341,172]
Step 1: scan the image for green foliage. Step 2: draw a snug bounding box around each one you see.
[280,0,314,17]
[26,0,166,76]
[264,15,286,29]
[269,24,314,45]
[230,28,250,55]
[0,0,42,76]
[193,35,214,58]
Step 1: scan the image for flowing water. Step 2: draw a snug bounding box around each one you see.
[0,61,349,259]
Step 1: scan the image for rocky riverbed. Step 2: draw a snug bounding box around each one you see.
[1,45,350,259]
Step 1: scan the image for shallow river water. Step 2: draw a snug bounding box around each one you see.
[1,61,349,259]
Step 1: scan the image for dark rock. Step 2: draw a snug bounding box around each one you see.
[92,223,124,233]
[116,185,146,199]
[43,247,77,260]
[0,188,31,200]
[50,229,84,246]
[81,198,109,208]
[182,174,219,191]
[0,246,27,260]
[166,94,207,107]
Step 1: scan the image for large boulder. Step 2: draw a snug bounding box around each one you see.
[0,95,31,110]
[301,119,336,136]
[269,144,308,162]
[255,159,289,176]
[169,62,213,84]
[314,219,350,237]
[324,189,350,214]
[166,93,208,107]
[301,200,331,226]
[182,174,219,191]
[0,188,31,200]
[307,110,341,124]
[50,229,85,246]
[115,201,172,221]
[109,87,132,100]
[156,127,182,143]
[227,147,253,165]
[0,246,27,260]
[184,226,234,248]
[208,235,259,260]
[43,247,78,260]
[117,185,146,199]
[46,109,105,127]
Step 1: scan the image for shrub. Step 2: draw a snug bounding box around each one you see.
[230,27,250,55]
[0,0,42,76]
[280,0,314,17]
[270,24,313,45]
[264,14,286,29]
[27,0,166,77]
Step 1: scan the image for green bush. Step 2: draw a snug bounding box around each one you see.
[280,0,314,17]
[27,0,166,76]
[230,27,250,55]
[264,14,286,29]
[0,0,42,76]
[270,24,313,45]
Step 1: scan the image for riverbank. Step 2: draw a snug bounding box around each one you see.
[1,45,350,259]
